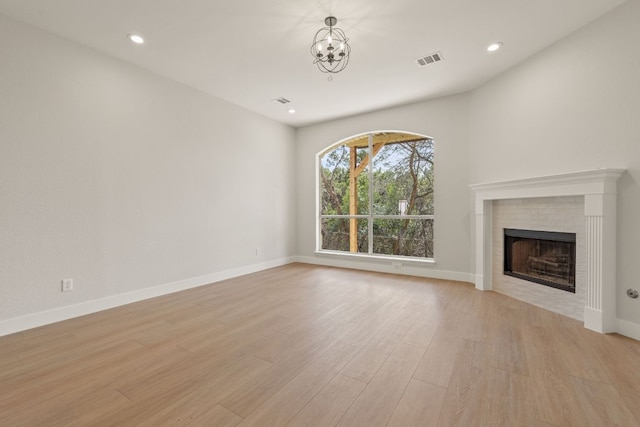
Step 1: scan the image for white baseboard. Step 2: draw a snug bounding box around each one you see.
[6,255,635,342]
[293,255,474,284]
[0,257,295,337]
[616,318,640,341]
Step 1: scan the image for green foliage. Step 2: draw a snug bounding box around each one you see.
[321,218,369,253]
[320,138,434,257]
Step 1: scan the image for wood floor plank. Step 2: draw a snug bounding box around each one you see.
[117,349,268,401]
[176,319,280,354]
[0,338,142,385]
[234,341,359,427]
[484,367,537,426]
[0,356,22,374]
[549,321,610,383]
[523,325,589,426]
[12,332,79,364]
[0,385,131,427]
[386,378,446,427]
[131,355,271,426]
[287,374,366,427]
[412,336,462,388]
[336,343,425,427]
[339,294,410,347]
[435,339,493,426]
[490,316,529,376]
[85,380,201,427]
[570,376,639,426]
[591,335,640,425]
[401,308,441,349]
[0,340,146,414]
[412,310,470,388]
[186,405,243,427]
[340,320,413,383]
[219,320,357,418]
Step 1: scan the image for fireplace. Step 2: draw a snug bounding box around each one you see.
[503,228,576,293]
[471,169,624,333]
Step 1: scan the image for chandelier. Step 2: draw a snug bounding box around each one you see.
[310,16,351,73]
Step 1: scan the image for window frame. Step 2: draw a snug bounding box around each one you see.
[316,131,435,263]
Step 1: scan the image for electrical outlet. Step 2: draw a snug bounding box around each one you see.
[392,262,402,270]
[256,247,261,256]
[61,278,73,292]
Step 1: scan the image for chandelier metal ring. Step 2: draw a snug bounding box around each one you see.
[310,16,351,74]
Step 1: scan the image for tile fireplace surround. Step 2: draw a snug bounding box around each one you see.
[470,169,624,334]
[493,197,585,320]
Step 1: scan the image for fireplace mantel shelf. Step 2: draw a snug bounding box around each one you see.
[470,168,624,334]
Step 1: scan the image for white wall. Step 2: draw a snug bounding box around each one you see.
[0,15,295,330]
[295,95,472,281]
[469,0,640,324]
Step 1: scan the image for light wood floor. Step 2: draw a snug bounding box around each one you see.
[1,264,639,426]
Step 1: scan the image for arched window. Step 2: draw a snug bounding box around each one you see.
[318,131,434,259]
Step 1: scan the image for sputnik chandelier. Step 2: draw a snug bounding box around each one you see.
[310,16,351,74]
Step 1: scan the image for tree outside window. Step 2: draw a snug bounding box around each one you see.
[319,132,434,259]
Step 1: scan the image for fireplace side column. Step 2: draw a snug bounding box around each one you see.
[584,193,617,333]
[474,199,492,291]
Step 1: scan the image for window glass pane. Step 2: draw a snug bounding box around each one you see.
[320,144,369,215]
[318,133,434,260]
[321,218,368,253]
[373,219,433,258]
[372,139,434,215]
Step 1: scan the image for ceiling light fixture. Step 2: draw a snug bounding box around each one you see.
[128,34,145,45]
[487,42,503,52]
[310,16,351,74]
[288,109,296,114]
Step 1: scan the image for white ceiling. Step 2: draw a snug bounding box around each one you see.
[0,0,627,127]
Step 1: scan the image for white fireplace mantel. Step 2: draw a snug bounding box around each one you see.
[470,169,624,333]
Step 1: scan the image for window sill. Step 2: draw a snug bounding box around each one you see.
[314,250,436,266]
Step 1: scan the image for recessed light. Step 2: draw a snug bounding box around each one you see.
[487,42,503,52]
[128,34,145,45]
[288,109,296,114]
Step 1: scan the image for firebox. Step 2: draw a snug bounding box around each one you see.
[503,228,576,293]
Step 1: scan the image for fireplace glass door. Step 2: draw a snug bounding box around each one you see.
[503,228,576,293]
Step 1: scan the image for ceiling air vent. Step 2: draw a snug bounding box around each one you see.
[272,97,291,104]
[415,52,443,68]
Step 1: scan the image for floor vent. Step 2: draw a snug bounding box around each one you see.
[415,52,443,68]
